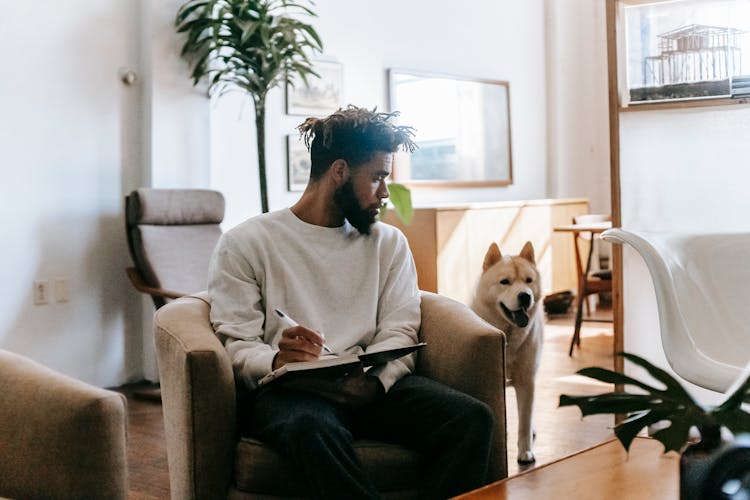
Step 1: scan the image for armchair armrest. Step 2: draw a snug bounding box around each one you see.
[0,350,127,499]
[154,293,236,500]
[417,291,508,481]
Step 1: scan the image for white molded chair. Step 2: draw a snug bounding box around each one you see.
[602,228,750,392]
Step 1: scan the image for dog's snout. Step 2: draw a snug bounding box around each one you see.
[518,292,532,309]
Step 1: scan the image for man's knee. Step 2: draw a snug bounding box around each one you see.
[459,398,495,437]
[463,398,494,439]
[468,398,493,424]
[281,411,352,445]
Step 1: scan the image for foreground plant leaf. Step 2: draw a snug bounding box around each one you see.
[558,393,667,416]
[559,352,750,454]
[386,183,413,225]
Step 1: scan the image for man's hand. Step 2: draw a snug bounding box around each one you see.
[334,368,384,407]
[279,367,384,408]
[273,326,326,370]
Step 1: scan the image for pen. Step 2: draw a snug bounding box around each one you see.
[273,308,334,354]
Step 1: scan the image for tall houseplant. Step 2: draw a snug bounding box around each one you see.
[175,0,414,224]
[176,0,322,213]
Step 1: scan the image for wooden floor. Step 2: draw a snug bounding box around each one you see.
[113,384,170,500]
[115,308,615,498]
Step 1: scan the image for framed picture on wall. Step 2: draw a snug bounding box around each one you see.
[388,68,513,187]
[617,0,750,108]
[286,135,311,191]
[286,61,343,116]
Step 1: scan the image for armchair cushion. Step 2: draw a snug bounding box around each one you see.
[126,188,225,226]
[234,438,420,496]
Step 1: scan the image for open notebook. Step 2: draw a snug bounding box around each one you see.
[258,343,426,386]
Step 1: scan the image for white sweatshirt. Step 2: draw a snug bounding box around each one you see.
[207,208,421,391]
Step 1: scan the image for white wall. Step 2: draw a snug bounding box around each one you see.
[619,105,750,404]
[212,0,551,229]
[545,0,611,215]
[0,1,142,386]
[0,0,209,387]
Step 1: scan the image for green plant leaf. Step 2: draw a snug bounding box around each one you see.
[651,419,693,453]
[386,183,413,225]
[575,366,665,395]
[614,409,673,452]
[559,393,671,416]
[558,351,727,454]
[619,352,697,404]
[714,407,750,435]
[176,0,211,25]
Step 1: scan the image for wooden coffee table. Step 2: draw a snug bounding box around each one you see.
[454,437,679,499]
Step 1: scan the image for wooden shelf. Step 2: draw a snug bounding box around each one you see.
[621,96,750,112]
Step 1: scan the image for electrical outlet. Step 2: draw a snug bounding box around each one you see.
[55,277,69,303]
[34,280,50,305]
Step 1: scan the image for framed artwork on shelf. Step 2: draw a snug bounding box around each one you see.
[285,61,343,116]
[617,0,750,108]
[286,135,310,192]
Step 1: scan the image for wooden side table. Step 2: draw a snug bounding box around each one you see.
[554,220,613,355]
[454,437,678,499]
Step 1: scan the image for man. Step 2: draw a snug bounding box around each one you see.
[208,106,493,499]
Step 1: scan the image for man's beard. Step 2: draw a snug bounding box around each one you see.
[334,180,379,235]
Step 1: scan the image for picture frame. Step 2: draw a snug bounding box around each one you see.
[285,61,343,116]
[617,0,750,108]
[388,69,513,187]
[286,135,311,191]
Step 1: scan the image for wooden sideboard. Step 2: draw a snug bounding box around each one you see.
[383,198,589,305]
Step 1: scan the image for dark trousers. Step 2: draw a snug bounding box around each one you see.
[247,374,494,500]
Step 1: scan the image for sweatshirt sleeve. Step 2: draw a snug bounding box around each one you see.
[365,229,422,391]
[207,232,277,389]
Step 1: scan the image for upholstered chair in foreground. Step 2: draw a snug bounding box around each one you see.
[154,291,508,499]
[0,349,128,499]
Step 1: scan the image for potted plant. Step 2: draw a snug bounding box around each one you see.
[176,0,322,214]
[560,352,750,498]
[175,0,414,224]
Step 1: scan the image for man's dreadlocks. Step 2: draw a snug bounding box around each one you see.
[296,105,417,180]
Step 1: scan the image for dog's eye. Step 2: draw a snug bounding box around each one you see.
[525,277,533,284]
[500,279,510,285]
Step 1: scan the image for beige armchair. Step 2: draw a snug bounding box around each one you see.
[154,291,507,499]
[0,349,128,500]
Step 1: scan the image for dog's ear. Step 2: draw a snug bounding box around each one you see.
[519,241,536,264]
[483,242,502,271]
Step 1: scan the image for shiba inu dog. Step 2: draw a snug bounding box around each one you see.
[471,241,543,464]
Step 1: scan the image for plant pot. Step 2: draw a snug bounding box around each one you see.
[680,433,750,499]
